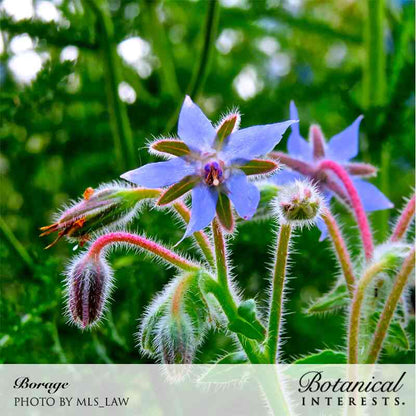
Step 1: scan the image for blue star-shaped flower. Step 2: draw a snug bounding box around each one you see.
[270,101,393,240]
[121,96,296,239]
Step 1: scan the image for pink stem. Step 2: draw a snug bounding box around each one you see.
[391,195,415,242]
[322,208,355,295]
[88,232,199,271]
[319,160,374,260]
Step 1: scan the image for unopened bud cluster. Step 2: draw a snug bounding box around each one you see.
[41,182,156,248]
[139,271,211,364]
[276,180,323,227]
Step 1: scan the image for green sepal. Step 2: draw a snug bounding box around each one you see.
[228,299,266,342]
[215,114,239,147]
[151,139,190,157]
[240,159,279,176]
[157,176,200,205]
[307,283,349,314]
[216,193,234,232]
[140,300,169,355]
[293,350,347,364]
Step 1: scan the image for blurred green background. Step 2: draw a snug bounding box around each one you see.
[1,0,414,364]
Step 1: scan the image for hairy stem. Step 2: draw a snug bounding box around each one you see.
[365,248,415,364]
[347,260,389,363]
[209,219,265,364]
[322,208,355,295]
[391,195,415,242]
[212,218,228,289]
[88,231,199,271]
[319,159,374,261]
[86,0,135,170]
[267,223,291,363]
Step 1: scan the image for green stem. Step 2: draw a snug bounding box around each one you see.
[347,260,388,363]
[142,1,181,98]
[188,0,219,98]
[365,248,415,364]
[266,223,291,363]
[86,0,135,170]
[165,0,219,133]
[212,218,228,289]
[322,209,355,295]
[363,0,386,108]
[210,219,265,364]
[0,216,33,270]
[203,278,263,364]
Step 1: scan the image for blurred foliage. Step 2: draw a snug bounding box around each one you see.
[0,0,414,364]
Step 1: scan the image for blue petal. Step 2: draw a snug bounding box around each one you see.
[183,184,218,239]
[226,171,260,220]
[178,95,216,152]
[316,217,329,241]
[352,178,394,212]
[270,170,304,186]
[287,101,312,161]
[120,158,195,188]
[326,115,364,162]
[222,120,297,161]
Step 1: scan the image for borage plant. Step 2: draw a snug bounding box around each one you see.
[41,97,415,365]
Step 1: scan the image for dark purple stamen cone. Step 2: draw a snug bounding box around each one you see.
[66,254,112,329]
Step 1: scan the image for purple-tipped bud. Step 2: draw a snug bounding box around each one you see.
[65,253,113,329]
[139,271,211,364]
[276,180,323,227]
[40,182,157,248]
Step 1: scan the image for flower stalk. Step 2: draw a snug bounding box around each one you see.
[390,195,415,242]
[365,248,415,364]
[347,259,389,363]
[319,159,374,260]
[88,232,199,272]
[322,208,355,295]
[266,223,291,363]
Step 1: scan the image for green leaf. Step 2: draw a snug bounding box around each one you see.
[157,176,199,205]
[228,299,266,342]
[294,350,347,364]
[386,321,410,351]
[307,283,349,314]
[216,193,234,232]
[240,159,279,176]
[215,351,247,364]
[151,139,190,157]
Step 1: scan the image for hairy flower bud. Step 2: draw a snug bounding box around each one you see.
[139,271,211,364]
[276,180,323,227]
[40,182,158,248]
[65,253,113,329]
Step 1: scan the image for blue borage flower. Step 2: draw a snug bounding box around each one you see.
[270,101,393,240]
[121,96,296,239]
